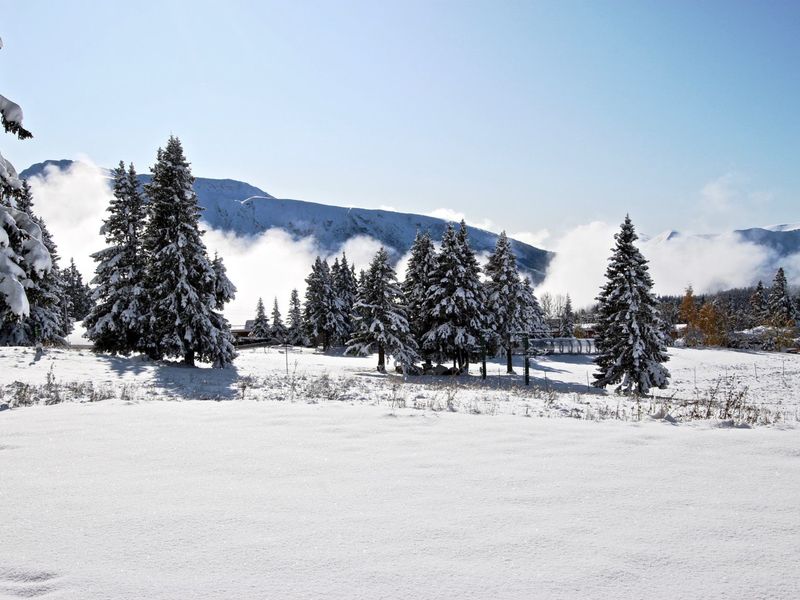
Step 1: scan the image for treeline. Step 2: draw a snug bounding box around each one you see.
[249,226,549,373]
[659,267,799,349]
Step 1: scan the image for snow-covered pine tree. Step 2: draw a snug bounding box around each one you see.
[484,231,524,373]
[0,38,51,323]
[303,257,346,350]
[749,281,768,326]
[270,297,288,344]
[347,247,417,371]
[593,215,670,395]
[63,259,92,321]
[516,276,549,339]
[768,267,796,327]
[403,230,438,365]
[286,288,305,345]
[422,221,487,371]
[333,252,358,344]
[0,181,69,345]
[249,297,270,339]
[140,136,236,367]
[85,162,148,353]
[559,294,575,337]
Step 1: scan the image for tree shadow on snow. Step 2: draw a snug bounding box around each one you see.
[95,353,239,401]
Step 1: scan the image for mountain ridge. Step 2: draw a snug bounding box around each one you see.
[20,160,553,281]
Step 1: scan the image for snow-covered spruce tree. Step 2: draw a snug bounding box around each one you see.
[0,39,51,324]
[270,297,288,344]
[63,259,92,321]
[516,276,549,339]
[559,294,575,337]
[303,257,346,350]
[347,247,418,371]
[332,252,358,344]
[749,281,768,326]
[768,267,796,327]
[249,297,270,339]
[140,136,236,367]
[484,231,525,373]
[403,230,438,365]
[85,162,148,353]
[286,288,305,345]
[593,215,670,395]
[422,221,487,370]
[0,181,69,345]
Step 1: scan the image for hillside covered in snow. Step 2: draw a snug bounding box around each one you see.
[20,160,553,281]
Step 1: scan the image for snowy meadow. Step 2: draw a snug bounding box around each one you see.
[1,345,799,599]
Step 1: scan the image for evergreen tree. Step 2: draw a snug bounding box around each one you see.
[749,280,769,326]
[1,181,70,345]
[270,297,288,344]
[332,252,358,343]
[768,267,796,327]
[140,136,236,367]
[62,259,92,320]
[303,257,346,350]
[85,162,147,353]
[516,277,549,339]
[0,39,51,323]
[422,221,487,370]
[559,294,575,337]
[484,231,524,373]
[347,247,418,371]
[593,216,670,395]
[286,288,305,345]
[403,230,438,365]
[249,297,270,339]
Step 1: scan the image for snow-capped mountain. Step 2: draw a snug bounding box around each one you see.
[20,160,553,281]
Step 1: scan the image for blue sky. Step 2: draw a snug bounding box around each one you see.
[3,0,799,241]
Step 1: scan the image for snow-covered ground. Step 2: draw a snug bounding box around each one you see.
[2,396,799,599]
[2,344,798,422]
[2,346,800,598]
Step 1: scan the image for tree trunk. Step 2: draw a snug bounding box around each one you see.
[184,348,195,367]
[506,347,514,374]
[377,345,385,372]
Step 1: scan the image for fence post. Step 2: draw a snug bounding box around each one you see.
[481,339,487,381]
[524,335,530,386]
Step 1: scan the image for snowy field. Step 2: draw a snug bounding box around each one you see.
[2,343,799,422]
[2,346,800,599]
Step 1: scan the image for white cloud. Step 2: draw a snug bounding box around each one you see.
[27,159,111,279]
[537,221,781,308]
[427,208,549,249]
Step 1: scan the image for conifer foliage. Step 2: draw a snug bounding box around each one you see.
[484,231,525,373]
[249,297,270,339]
[85,163,147,353]
[422,221,487,370]
[559,294,575,337]
[1,181,70,345]
[303,257,346,350]
[593,216,670,395]
[749,281,768,326]
[270,297,288,344]
[140,136,236,367]
[0,38,51,322]
[768,267,796,326]
[347,247,417,371]
[286,288,305,345]
[403,231,438,363]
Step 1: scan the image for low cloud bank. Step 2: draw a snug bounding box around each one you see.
[537,222,797,308]
[27,163,798,325]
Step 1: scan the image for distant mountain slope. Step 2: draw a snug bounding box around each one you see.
[21,160,553,281]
